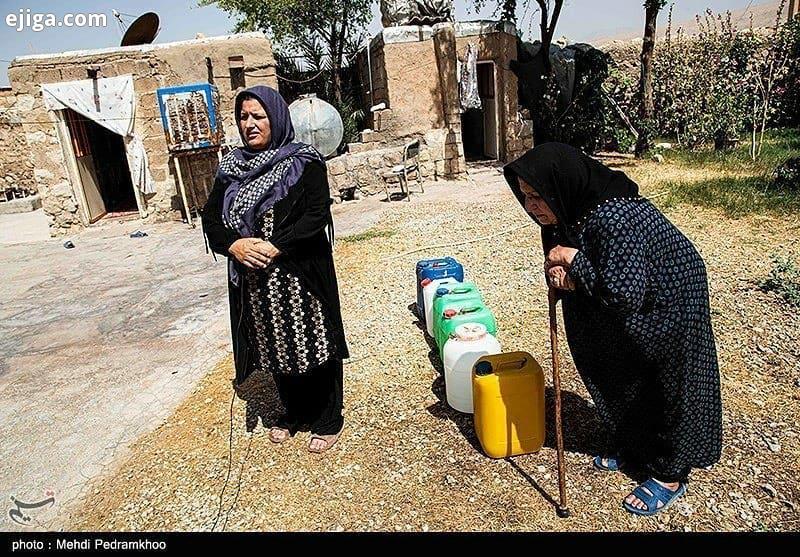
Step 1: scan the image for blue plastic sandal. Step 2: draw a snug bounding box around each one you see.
[622,478,687,516]
[592,455,622,472]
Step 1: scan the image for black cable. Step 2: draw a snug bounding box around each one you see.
[210,387,237,532]
[222,432,253,532]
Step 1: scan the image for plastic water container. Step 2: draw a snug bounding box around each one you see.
[429,282,483,337]
[435,304,498,358]
[415,258,464,318]
[421,277,460,333]
[472,352,545,459]
[442,323,502,413]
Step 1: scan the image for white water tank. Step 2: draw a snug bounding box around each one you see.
[288,94,344,158]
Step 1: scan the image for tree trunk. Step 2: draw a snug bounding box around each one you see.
[635,2,660,157]
[329,19,343,104]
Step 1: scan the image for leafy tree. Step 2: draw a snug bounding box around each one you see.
[200,0,373,104]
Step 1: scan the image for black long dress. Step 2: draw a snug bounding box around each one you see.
[201,159,349,434]
[564,197,722,482]
[504,143,722,484]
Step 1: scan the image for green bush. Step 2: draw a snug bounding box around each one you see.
[771,157,800,192]
[761,255,800,308]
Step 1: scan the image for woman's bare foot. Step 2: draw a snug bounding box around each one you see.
[268,427,290,444]
[624,479,680,511]
[308,428,342,453]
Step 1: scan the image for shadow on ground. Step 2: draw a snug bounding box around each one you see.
[232,372,284,433]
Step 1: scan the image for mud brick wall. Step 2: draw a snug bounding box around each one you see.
[0,89,37,201]
[6,33,276,235]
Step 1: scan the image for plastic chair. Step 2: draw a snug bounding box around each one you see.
[385,139,423,202]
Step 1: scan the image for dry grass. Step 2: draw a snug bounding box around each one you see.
[65,157,800,532]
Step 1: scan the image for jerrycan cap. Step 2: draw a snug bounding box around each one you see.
[455,323,487,341]
[436,287,450,297]
[420,278,432,287]
[474,360,494,376]
[443,309,458,319]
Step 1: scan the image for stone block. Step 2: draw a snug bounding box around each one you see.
[14,95,36,113]
[25,131,47,144]
[356,167,379,187]
[0,195,41,215]
[33,168,54,182]
[385,150,403,165]
[360,129,383,143]
[345,155,364,171]
[150,166,168,182]
[349,142,382,155]
[327,158,346,176]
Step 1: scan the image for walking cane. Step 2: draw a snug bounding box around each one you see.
[548,287,570,518]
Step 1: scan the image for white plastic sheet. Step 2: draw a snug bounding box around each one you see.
[42,75,154,195]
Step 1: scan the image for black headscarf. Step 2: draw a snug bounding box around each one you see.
[503,142,640,248]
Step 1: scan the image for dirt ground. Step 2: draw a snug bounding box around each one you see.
[63,159,799,532]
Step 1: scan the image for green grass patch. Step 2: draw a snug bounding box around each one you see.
[655,128,800,217]
[339,228,397,244]
[661,175,800,218]
[660,128,800,175]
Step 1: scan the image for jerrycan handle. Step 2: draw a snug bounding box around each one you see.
[451,287,472,295]
[495,357,529,371]
[459,306,481,315]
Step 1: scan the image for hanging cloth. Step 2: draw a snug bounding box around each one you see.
[41,75,154,195]
[459,43,482,111]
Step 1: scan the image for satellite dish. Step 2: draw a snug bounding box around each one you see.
[289,94,344,158]
[120,12,160,47]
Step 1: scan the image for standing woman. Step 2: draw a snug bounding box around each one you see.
[504,142,722,516]
[201,85,349,453]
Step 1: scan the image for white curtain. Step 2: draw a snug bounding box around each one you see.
[41,75,154,195]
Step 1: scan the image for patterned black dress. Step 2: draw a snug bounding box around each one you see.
[201,159,348,435]
[244,208,338,377]
[564,197,722,482]
[504,142,722,484]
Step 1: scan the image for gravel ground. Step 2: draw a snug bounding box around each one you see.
[65,159,800,532]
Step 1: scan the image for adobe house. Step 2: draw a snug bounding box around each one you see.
[327,20,533,197]
[5,32,277,234]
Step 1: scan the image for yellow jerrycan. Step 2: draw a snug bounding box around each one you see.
[472,351,545,459]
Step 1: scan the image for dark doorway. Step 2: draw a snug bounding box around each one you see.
[64,109,137,222]
[88,120,137,213]
[460,62,498,161]
[461,108,485,161]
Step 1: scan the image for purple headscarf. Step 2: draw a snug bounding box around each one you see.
[219,85,323,239]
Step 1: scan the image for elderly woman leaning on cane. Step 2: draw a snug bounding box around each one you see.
[201,85,349,453]
[503,142,722,516]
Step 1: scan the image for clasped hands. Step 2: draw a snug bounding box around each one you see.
[545,245,579,291]
[229,237,281,269]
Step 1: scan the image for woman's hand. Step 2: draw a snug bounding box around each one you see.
[228,238,279,269]
[547,265,576,291]
[261,241,281,259]
[545,245,579,271]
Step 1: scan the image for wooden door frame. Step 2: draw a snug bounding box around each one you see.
[52,109,92,226]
